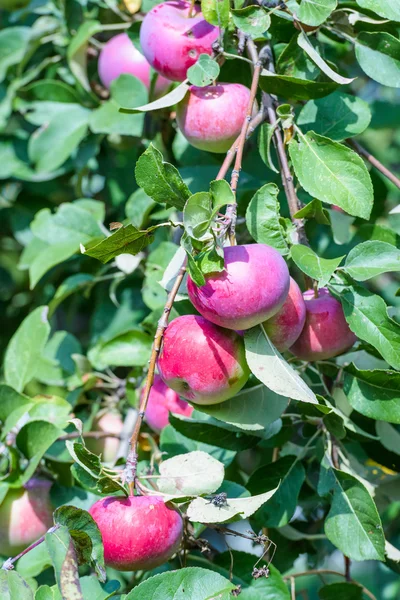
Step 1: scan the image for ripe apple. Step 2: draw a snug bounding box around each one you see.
[290,287,357,361]
[0,479,53,556]
[176,83,254,153]
[263,277,306,352]
[89,495,183,570]
[144,375,193,433]
[98,33,170,95]
[86,411,124,463]
[187,244,290,330]
[140,1,219,82]
[157,315,250,405]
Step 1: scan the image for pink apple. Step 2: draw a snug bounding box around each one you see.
[176,83,253,153]
[0,479,53,556]
[86,411,124,463]
[144,375,193,433]
[140,1,219,82]
[290,287,357,361]
[187,244,290,330]
[157,315,250,405]
[263,277,306,351]
[89,495,183,571]
[98,33,170,94]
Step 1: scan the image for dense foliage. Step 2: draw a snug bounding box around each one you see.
[0,0,400,598]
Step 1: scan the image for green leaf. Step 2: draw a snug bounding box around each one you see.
[125,567,236,600]
[90,75,147,136]
[0,570,34,600]
[376,421,400,455]
[135,144,191,210]
[0,27,30,83]
[277,33,320,81]
[343,364,400,424]
[323,469,385,561]
[183,192,213,240]
[258,122,279,173]
[246,183,289,256]
[244,326,318,404]
[355,32,400,88]
[29,242,78,290]
[88,328,152,369]
[66,442,102,478]
[210,179,235,209]
[4,306,50,392]
[356,0,400,21]
[259,71,338,101]
[19,80,80,103]
[293,199,330,224]
[186,251,206,287]
[198,384,289,431]
[297,91,371,141]
[201,0,230,27]
[157,451,225,496]
[16,420,63,483]
[53,505,105,581]
[187,54,220,87]
[319,582,362,600]
[187,487,279,523]
[329,282,400,370]
[28,105,90,173]
[239,565,290,599]
[0,384,32,437]
[67,20,103,91]
[247,456,306,527]
[195,248,224,275]
[45,525,83,600]
[290,244,344,286]
[297,32,354,85]
[82,224,155,264]
[344,240,400,280]
[34,585,61,600]
[289,131,373,219]
[287,0,337,26]
[160,425,236,467]
[31,202,104,247]
[48,274,95,317]
[231,6,271,37]
[120,81,189,113]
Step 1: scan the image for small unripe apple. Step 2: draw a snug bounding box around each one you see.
[140,1,219,82]
[144,375,193,433]
[89,495,183,571]
[187,244,290,330]
[157,315,250,405]
[176,83,253,153]
[86,411,124,463]
[98,33,171,94]
[0,479,53,556]
[290,287,357,361]
[263,277,306,352]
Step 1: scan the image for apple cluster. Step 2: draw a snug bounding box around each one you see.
[98,1,255,153]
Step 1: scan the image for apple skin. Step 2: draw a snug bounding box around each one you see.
[144,375,193,433]
[98,33,170,94]
[263,277,306,352]
[140,1,219,82]
[176,83,252,153]
[0,479,53,556]
[89,495,183,571]
[157,315,250,405]
[289,287,357,361]
[187,244,290,330]
[86,411,124,463]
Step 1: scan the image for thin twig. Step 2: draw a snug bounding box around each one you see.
[59,431,121,441]
[124,263,187,493]
[291,576,296,600]
[347,138,400,190]
[344,555,351,582]
[2,525,59,570]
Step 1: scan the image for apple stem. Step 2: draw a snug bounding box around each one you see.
[188,0,196,18]
[313,281,319,299]
[124,263,187,492]
[346,138,400,190]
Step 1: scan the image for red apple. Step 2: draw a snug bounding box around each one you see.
[187,244,290,330]
[290,287,357,361]
[263,277,306,352]
[176,83,253,153]
[140,1,219,82]
[98,33,170,94]
[89,495,183,571]
[86,411,124,463]
[157,315,250,405]
[144,375,193,433]
[0,479,53,556]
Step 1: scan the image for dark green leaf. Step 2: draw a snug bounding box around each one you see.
[319,582,362,600]
[297,32,354,85]
[259,72,338,101]
[293,199,330,224]
[82,225,155,264]
[246,183,289,255]
[16,420,63,483]
[45,525,83,600]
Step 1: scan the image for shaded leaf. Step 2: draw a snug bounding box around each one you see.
[157,451,224,496]
[355,32,400,88]
[82,224,155,264]
[246,183,289,255]
[298,32,354,85]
